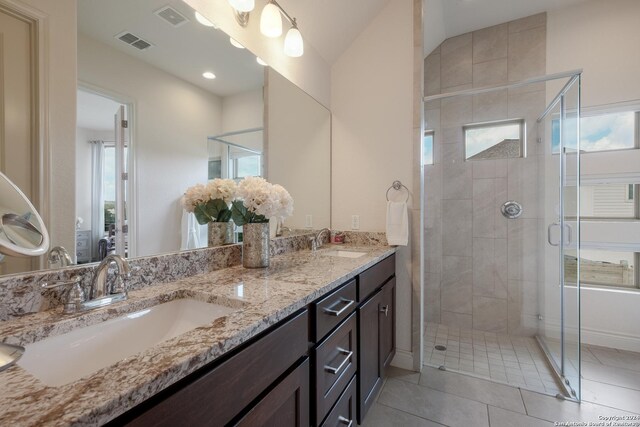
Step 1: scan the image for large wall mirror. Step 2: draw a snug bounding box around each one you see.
[0,0,330,276]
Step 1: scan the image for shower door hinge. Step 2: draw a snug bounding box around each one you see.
[121,172,129,181]
[121,120,128,128]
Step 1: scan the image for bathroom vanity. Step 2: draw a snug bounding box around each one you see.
[113,253,396,426]
[0,243,396,426]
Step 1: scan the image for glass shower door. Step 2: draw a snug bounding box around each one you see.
[540,74,581,400]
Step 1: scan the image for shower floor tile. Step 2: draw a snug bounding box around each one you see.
[424,322,563,396]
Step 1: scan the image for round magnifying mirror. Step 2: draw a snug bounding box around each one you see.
[0,172,49,257]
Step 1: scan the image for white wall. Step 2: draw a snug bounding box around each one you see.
[221,88,263,153]
[78,34,223,257]
[184,0,331,108]
[546,0,640,351]
[267,70,331,230]
[547,0,640,108]
[331,0,415,364]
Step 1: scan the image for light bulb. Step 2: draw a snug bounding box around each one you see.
[202,71,216,79]
[284,26,304,57]
[260,2,282,38]
[229,37,245,49]
[256,57,268,66]
[228,0,255,13]
[195,11,216,28]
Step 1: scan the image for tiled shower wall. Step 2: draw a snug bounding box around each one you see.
[423,13,547,335]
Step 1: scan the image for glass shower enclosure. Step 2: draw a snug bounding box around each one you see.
[422,71,582,400]
[538,74,582,400]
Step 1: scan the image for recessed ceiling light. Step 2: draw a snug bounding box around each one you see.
[229,37,245,49]
[202,71,216,79]
[256,57,267,66]
[195,11,216,28]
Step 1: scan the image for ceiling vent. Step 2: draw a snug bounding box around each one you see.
[155,5,189,27]
[115,31,154,51]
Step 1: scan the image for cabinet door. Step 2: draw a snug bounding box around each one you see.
[235,358,310,427]
[380,278,396,372]
[357,289,382,423]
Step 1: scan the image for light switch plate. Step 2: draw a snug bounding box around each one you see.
[305,215,313,228]
[351,215,360,230]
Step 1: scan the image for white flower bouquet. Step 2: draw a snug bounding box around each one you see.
[231,177,294,225]
[182,179,237,224]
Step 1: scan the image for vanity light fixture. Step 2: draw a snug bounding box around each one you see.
[284,19,303,57]
[260,1,282,38]
[194,11,217,28]
[202,71,216,79]
[229,37,245,49]
[256,57,267,66]
[228,0,304,58]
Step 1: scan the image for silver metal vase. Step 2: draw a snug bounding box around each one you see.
[243,222,270,268]
[208,222,233,247]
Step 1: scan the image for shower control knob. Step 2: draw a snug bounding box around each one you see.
[501,201,523,219]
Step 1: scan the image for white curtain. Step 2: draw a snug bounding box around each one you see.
[90,140,105,261]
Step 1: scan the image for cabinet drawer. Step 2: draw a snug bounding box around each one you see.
[320,375,356,427]
[123,310,309,426]
[76,238,89,249]
[314,313,357,425]
[234,358,309,427]
[313,279,356,341]
[358,254,395,302]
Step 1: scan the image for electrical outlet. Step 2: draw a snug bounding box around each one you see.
[351,215,360,230]
[305,214,313,228]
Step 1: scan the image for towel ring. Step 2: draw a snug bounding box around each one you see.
[386,180,410,203]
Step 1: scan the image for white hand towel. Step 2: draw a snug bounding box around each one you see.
[386,201,408,246]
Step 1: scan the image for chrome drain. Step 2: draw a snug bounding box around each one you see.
[434,345,447,351]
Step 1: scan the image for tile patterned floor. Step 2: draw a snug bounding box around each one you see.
[362,365,640,427]
[360,324,640,426]
[423,322,563,396]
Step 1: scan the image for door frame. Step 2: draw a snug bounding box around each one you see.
[0,0,46,269]
[77,82,137,258]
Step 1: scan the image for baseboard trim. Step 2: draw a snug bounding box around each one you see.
[582,327,640,353]
[391,349,414,370]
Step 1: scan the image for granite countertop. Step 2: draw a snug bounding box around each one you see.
[0,244,395,426]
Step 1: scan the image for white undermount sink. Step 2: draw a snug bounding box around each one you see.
[322,250,367,259]
[18,299,235,387]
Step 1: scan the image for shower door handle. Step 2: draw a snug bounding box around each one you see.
[548,222,560,246]
[548,222,573,246]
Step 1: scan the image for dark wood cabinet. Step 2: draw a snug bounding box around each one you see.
[115,310,309,427]
[380,277,396,372]
[357,289,383,422]
[235,358,310,427]
[356,255,397,424]
[112,254,396,427]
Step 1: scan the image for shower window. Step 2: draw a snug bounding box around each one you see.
[423,130,434,165]
[566,250,638,289]
[463,119,524,160]
[552,110,638,154]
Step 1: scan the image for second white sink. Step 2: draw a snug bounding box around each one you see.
[18,299,235,387]
[322,250,367,259]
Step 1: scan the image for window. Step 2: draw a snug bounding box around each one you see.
[552,110,638,153]
[566,183,639,219]
[423,131,434,165]
[463,119,524,160]
[566,250,638,289]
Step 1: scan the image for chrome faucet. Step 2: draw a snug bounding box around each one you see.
[310,228,331,252]
[41,254,131,314]
[91,254,131,300]
[48,246,72,268]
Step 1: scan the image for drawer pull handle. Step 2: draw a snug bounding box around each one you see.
[380,305,389,317]
[338,416,353,427]
[323,298,355,317]
[324,347,353,375]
